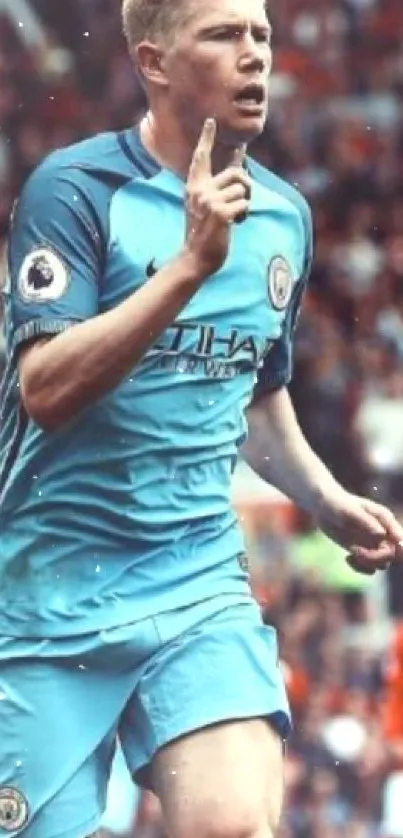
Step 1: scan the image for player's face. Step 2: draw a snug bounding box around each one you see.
[164,0,273,145]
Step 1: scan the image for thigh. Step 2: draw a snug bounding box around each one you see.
[0,655,128,838]
[152,718,284,838]
[120,597,290,829]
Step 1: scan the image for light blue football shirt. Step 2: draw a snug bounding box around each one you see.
[0,128,312,637]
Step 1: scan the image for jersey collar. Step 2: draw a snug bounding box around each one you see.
[120,124,284,215]
[119,125,161,179]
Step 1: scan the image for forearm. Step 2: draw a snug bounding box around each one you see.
[243,387,343,515]
[20,250,204,430]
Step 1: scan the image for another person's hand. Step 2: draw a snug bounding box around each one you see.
[184,118,251,278]
[315,489,403,575]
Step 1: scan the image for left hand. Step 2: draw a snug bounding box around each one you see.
[316,490,403,575]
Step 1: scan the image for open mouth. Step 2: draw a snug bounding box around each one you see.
[234,83,266,109]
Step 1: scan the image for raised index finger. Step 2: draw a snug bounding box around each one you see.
[187,118,216,183]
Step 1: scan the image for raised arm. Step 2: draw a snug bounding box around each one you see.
[11,120,251,430]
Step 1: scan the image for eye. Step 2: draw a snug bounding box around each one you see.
[254,29,272,44]
[205,26,272,44]
[209,28,242,40]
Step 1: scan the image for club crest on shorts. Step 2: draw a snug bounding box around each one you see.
[18,247,70,303]
[0,787,29,831]
[267,256,293,310]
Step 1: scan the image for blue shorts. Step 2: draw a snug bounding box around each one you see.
[0,595,291,838]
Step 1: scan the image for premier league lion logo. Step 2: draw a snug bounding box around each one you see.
[27,255,54,290]
[18,247,69,302]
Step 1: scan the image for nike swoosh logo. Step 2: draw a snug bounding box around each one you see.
[146,259,158,278]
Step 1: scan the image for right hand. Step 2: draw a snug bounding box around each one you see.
[184,118,252,278]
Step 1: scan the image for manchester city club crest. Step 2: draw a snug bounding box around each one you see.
[0,787,29,831]
[267,256,293,310]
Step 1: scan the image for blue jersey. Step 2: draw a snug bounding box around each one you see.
[0,128,312,637]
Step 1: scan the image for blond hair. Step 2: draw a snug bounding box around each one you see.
[122,0,189,53]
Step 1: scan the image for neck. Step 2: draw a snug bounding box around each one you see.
[139,110,245,179]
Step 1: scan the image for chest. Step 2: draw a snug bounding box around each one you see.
[102,178,305,343]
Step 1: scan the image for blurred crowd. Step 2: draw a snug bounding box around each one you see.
[1,0,403,836]
[258,542,403,838]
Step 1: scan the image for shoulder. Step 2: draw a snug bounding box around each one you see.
[19,130,136,208]
[8,132,136,272]
[36,130,135,179]
[247,156,312,240]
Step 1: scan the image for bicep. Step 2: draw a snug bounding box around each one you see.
[248,386,293,430]
[6,164,103,359]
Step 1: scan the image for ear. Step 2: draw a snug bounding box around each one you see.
[135,42,168,88]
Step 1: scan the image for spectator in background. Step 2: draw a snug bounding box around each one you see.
[353,365,403,506]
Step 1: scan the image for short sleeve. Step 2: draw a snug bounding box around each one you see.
[4,158,105,353]
[253,199,313,398]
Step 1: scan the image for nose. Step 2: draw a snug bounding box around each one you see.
[237,33,270,74]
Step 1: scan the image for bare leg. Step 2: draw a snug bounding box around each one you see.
[152,718,284,838]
